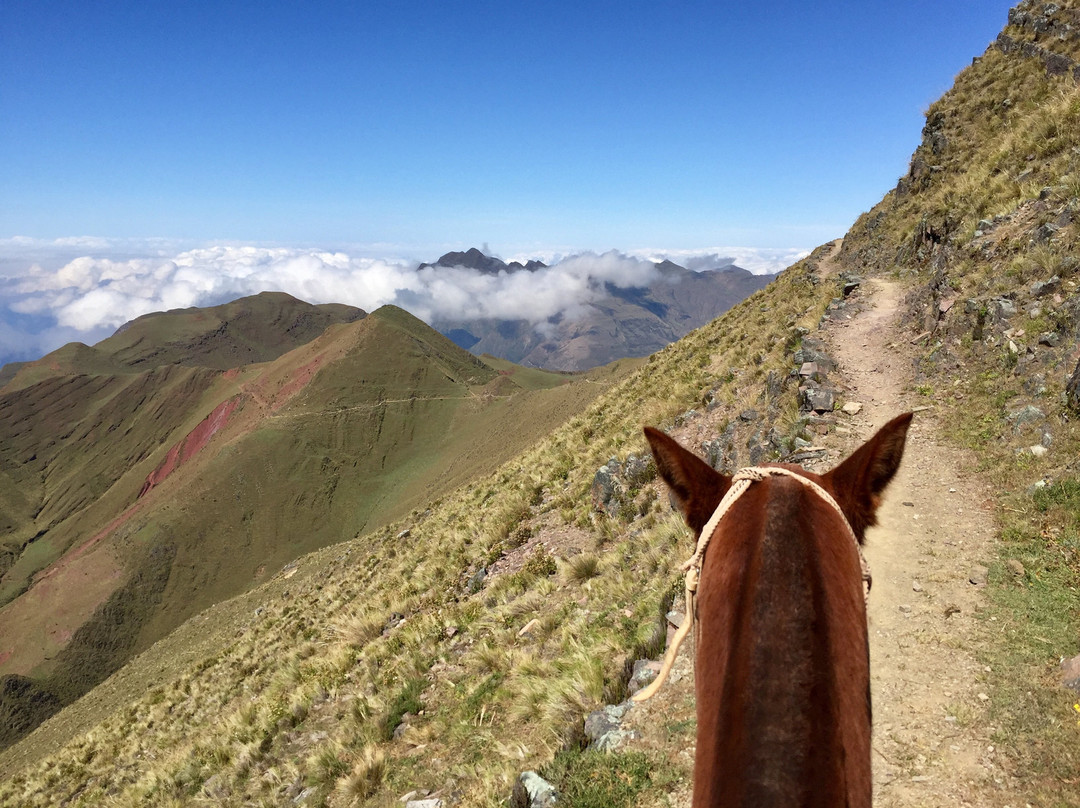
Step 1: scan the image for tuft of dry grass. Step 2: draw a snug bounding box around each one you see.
[335,744,387,805]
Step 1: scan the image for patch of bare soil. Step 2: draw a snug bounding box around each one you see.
[626,256,1028,806]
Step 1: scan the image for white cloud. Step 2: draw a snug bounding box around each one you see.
[0,241,808,366]
[630,246,809,275]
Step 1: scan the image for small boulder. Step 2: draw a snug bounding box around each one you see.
[1009,405,1046,432]
[590,463,624,514]
[628,659,661,695]
[799,385,836,414]
[467,567,487,594]
[1006,559,1026,578]
[969,565,990,586]
[1030,275,1061,296]
[1061,654,1080,693]
[1034,224,1060,245]
[1038,331,1061,347]
[623,453,655,486]
[584,703,631,744]
[511,771,558,808]
[988,297,1017,322]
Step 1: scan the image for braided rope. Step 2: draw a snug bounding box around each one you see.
[631,466,869,703]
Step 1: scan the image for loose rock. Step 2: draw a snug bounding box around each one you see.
[628,659,661,696]
[799,385,836,414]
[511,771,558,808]
[1061,654,1080,693]
[969,565,989,586]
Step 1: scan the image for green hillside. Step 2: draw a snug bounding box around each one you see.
[0,248,834,804]
[96,291,367,371]
[0,301,627,753]
[838,3,1080,797]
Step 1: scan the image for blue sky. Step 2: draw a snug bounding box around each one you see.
[0,1,1015,364]
[3,0,1015,253]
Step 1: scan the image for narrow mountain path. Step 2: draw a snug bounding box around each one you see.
[626,263,1028,806]
[824,277,1023,806]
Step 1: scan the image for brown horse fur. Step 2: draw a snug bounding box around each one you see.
[644,412,912,808]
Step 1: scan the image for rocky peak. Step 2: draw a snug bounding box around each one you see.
[421,248,546,275]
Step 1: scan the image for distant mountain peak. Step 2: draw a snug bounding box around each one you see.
[421,248,546,275]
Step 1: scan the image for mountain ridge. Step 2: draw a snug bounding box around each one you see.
[0,296,635,749]
[430,249,775,370]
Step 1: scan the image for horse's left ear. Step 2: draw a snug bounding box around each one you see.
[823,412,913,542]
[644,426,731,537]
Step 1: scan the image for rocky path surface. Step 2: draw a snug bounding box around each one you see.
[623,264,1027,806]
[825,278,1022,807]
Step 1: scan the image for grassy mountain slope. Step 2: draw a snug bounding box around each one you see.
[95,291,367,371]
[0,247,836,805]
[0,301,628,753]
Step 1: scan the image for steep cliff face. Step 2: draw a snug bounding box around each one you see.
[840,0,1080,373]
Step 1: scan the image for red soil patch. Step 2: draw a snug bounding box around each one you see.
[139,395,240,497]
[221,367,240,381]
[271,355,323,409]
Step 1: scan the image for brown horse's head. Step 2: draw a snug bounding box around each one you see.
[644,412,912,808]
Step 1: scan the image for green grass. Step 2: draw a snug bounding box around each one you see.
[982,480,1080,795]
[0,304,632,753]
[381,676,426,741]
[540,748,672,808]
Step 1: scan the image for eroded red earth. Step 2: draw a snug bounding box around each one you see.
[138,396,240,497]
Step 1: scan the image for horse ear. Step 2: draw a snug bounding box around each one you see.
[644,426,731,536]
[823,412,913,542]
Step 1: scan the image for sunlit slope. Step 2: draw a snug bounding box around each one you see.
[0,301,627,752]
[95,291,366,371]
[0,249,838,804]
[836,4,1080,799]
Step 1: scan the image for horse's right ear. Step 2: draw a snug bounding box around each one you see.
[644,426,731,536]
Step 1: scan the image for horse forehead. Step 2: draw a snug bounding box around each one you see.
[735,464,836,522]
[755,462,827,487]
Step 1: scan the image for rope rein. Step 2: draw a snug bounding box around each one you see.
[631,466,870,704]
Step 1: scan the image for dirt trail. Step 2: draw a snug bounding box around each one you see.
[628,257,1024,806]
[824,277,1021,806]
